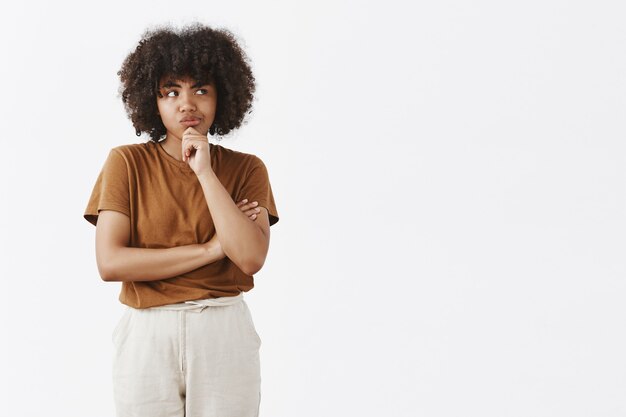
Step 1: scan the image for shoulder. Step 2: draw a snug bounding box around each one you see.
[211,143,264,169]
[106,142,160,170]
[110,142,155,159]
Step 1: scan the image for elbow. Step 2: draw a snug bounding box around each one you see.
[225,232,270,276]
[97,259,118,282]
[98,265,115,282]
[225,242,268,276]
[241,256,265,276]
[96,246,125,282]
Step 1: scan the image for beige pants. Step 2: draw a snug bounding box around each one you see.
[111,293,261,417]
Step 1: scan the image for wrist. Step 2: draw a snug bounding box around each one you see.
[196,169,218,184]
[204,239,225,261]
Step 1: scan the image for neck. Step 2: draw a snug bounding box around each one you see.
[160,136,183,161]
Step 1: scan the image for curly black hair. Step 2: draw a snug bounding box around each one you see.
[117,22,256,141]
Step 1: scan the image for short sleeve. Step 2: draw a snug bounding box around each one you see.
[83,148,131,226]
[237,156,279,226]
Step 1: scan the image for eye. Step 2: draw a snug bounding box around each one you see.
[196,88,209,95]
[165,90,177,97]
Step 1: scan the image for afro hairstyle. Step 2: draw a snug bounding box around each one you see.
[117,22,256,141]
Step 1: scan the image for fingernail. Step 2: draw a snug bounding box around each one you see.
[243,199,248,203]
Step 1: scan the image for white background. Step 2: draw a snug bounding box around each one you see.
[0,1,624,416]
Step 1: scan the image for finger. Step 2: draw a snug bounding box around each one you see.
[183,130,206,143]
[245,208,261,217]
[183,134,201,142]
[241,200,257,210]
[182,128,197,140]
[185,126,201,135]
[237,200,258,211]
[181,141,188,161]
[182,132,192,143]
[182,141,195,161]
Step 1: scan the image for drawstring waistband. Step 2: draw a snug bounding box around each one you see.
[146,292,244,313]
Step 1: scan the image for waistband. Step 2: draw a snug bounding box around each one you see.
[145,292,244,312]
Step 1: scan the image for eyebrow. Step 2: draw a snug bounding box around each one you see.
[160,80,209,88]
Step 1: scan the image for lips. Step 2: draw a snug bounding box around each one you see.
[180,117,201,127]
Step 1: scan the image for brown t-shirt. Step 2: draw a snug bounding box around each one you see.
[84,140,279,308]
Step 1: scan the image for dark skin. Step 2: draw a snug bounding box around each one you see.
[94,75,269,282]
[95,198,262,282]
[156,75,271,276]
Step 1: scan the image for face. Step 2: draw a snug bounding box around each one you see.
[156,75,218,141]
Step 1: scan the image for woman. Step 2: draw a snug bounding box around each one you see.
[83,22,279,417]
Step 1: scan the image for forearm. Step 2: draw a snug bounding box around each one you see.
[197,171,266,274]
[101,242,223,282]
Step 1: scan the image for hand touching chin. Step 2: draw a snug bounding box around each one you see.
[182,126,213,176]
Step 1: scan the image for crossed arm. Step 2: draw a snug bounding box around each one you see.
[95,198,270,282]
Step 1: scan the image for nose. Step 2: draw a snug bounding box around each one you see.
[178,92,197,112]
